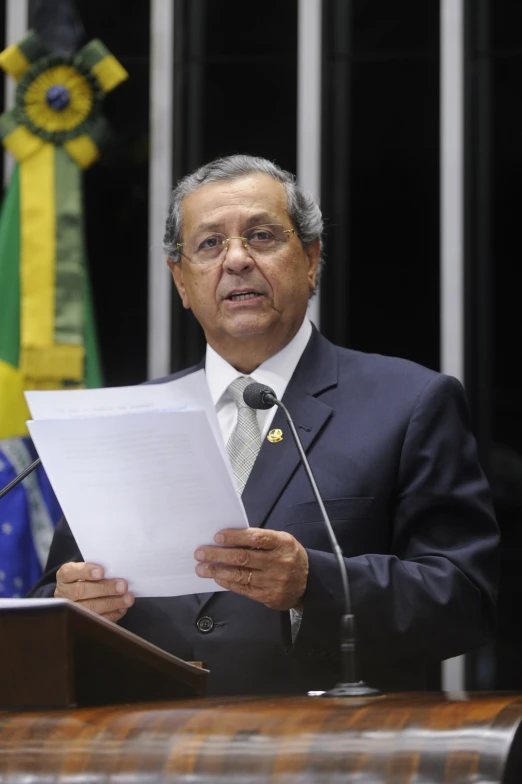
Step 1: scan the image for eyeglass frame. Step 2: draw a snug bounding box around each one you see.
[174,224,297,264]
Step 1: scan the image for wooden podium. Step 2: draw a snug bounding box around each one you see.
[0,599,207,708]
[1,600,522,783]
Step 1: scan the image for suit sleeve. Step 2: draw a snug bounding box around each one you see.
[291,374,500,664]
[27,516,83,597]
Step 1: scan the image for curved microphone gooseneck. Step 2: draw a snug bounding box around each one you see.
[243,381,380,698]
[0,458,41,500]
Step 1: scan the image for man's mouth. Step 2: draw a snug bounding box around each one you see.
[225,291,263,301]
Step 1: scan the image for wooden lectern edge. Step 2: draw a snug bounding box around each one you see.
[0,598,209,709]
[11,599,209,677]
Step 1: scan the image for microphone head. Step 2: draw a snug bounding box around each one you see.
[243,382,276,410]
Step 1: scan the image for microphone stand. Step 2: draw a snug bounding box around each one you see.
[0,458,41,500]
[264,392,380,698]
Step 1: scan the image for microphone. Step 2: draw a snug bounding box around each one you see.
[243,381,380,698]
[0,458,41,500]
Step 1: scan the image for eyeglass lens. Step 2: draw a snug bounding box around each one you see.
[186,224,291,262]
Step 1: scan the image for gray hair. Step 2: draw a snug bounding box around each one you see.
[163,154,324,285]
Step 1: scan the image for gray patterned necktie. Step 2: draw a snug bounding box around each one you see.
[226,376,262,493]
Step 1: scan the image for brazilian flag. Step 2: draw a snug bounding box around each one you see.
[0,164,102,435]
[0,31,127,595]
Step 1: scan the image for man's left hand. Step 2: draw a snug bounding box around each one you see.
[194,528,308,611]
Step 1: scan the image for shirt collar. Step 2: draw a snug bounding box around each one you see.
[205,317,313,407]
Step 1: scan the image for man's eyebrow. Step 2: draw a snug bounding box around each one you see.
[192,221,223,234]
[243,213,276,227]
[193,213,279,234]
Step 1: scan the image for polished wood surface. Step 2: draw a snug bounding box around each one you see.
[1,692,522,782]
[0,601,207,708]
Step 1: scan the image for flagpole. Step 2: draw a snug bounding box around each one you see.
[440,0,466,693]
[298,0,322,329]
[148,0,174,380]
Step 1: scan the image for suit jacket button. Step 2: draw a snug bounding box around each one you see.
[196,616,214,633]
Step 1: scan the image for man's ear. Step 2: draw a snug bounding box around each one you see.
[305,238,321,293]
[166,257,190,310]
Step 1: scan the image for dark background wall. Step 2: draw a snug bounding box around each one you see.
[464,0,522,689]
[76,0,150,388]
[321,0,440,370]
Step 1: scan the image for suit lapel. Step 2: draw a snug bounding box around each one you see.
[241,389,332,528]
[241,328,338,528]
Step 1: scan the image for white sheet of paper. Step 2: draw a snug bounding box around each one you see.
[27,408,248,597]
[26,370,211,421]
[26,370,236,487]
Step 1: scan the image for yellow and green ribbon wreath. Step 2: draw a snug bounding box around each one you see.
[0,31,127,438]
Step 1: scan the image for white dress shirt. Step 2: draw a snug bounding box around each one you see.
[205,317,312,642]
[205,317,313,442]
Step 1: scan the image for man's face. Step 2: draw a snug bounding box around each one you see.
[167,174,320,358]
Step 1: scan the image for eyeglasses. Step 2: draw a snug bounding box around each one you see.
[176,224,296,265]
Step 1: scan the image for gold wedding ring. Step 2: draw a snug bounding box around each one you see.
[247,569,253,586]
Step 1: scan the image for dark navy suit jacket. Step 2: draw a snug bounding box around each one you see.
[30,327,500,695]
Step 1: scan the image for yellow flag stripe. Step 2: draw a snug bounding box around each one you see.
[64,135,100,169]
[23,378,84,391]
[20,344,84,382]
[0,44,31,80]
[92,54,129,93]
[20,143,55,350]
[0,359,29,439]
[3,125,44,162]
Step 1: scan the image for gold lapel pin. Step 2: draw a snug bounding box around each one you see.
[267,428,283,443]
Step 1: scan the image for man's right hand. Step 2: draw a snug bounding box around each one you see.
[54,562,135,623]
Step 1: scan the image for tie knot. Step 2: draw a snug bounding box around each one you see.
[227,376,255,408]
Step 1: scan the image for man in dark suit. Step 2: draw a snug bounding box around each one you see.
[30,155,499,695]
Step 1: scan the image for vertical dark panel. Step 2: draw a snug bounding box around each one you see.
[73,0,150,386]
[185,0,205,174]
[464,0,492,470]
[467,0,522,690]
[320,0,352,349]
[170,0,298,371]
[321,0,440,371]
[464,0,494,691]
[171,0,207,367]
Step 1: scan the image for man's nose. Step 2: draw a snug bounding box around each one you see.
[222,237,255,271]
